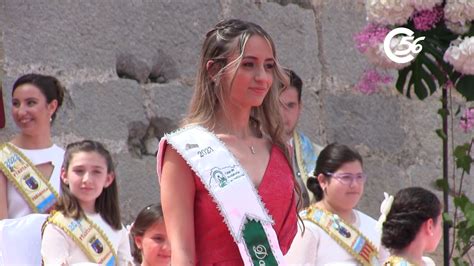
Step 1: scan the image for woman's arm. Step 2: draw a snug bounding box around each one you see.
[159,145,196,265]
[0,173,8,219]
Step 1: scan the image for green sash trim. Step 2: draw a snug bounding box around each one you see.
[303,206,379,266]
[0,143,58,213]
[44,211,116,265]
[161,125,286,265]
[243,219,278,266]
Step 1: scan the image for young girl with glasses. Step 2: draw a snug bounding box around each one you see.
[285,143,388,265]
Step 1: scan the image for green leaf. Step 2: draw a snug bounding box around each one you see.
[396,67,410,96]
[454,143,472,173]
[395,36,449,100]
[456,155,472,174]
[454,144,470,158]
[454,195,469,210]
[435,178,449,191]
[456,75,474,102]
[437,108,448,119]
[455,105,461,116]
[443,212,453,224]
[435,129,447,140]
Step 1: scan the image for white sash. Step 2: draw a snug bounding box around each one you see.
[158,125,286,265]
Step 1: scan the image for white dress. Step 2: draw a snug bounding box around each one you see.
[285,210,389,266]
[41,212,133,266]
[7,143,64,218]
[0,143,64,266]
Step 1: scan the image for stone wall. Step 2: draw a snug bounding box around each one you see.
[1,0,472,262]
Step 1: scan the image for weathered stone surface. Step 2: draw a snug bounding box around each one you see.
[114,152,160,224]
[149,49,180,84]
[267,0,312,9]
[1,0,220,79]
[54,79,148,142]
[116,53,151,84]
[325,92,406,154]
[1,2,472,263]
[147,81,194,122]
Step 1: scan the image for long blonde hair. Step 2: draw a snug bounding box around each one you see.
[184,19,289,152]
[184,19,302,209]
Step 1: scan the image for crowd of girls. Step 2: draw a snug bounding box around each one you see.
[0,18,442,266]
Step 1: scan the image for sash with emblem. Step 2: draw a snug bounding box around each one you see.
[158,125,286,266]
[44,211,116,266]
[0,143,58,213]
[302,206,379,266]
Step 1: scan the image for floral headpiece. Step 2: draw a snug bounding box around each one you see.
[376,192,394,232]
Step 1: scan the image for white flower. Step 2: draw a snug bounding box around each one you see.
[363,36,415,69]
[410,0,443,10]
[376,192,394,232]
[444,36,474,75]
[366,0,414,25]
[445,21,471,35]
[444,0,474,26]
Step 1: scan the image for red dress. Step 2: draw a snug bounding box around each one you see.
[194,146,298,265]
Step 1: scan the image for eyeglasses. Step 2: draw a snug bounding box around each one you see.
[325,172,368,185]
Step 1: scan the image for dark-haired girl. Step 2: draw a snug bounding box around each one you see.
[41,140,132,265]
[130,204,170,266]
[286,143,387,265]
[0,73,65,265]
[382,187,441,266]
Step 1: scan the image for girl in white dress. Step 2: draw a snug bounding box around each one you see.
[0,73,65,265]
[382,187,441,266]
[41,140,133,265]
[285,143,388,265]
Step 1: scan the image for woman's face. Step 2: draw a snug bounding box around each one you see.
[135,220,171,266]
[219,35,275,110]
[320,160,365,212]
[11,84,57,135]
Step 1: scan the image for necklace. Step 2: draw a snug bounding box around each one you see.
[249,145,256,155]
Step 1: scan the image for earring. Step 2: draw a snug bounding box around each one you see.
[49,117,52,122]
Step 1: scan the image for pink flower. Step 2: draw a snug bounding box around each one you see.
[355,69,393,95]
[354,24,390,53]
[412,5,443,31]
[460,107,474,133]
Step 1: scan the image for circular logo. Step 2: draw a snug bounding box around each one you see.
[383,27,425,64]
[253,244,268,260]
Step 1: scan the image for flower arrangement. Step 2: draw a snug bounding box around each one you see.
[356,1,474,265]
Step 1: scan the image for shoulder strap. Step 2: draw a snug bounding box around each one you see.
[44,211,117,265]
[0,143,58,213]
[302,206,379,266]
